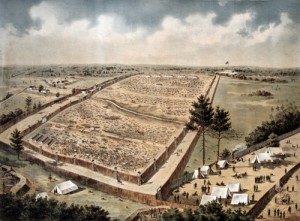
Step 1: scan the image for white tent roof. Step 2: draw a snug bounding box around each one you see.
[211,187,231,199]
[251,153,273,164]
[52,180,78,195]
[231,194,249,205]
[36,192,49,200]
[226,183,241,193]
[200,195,217,205]
[192,169,199,179]
[265,147,284,156]
[200,166,210,175]
[217,160,229,168]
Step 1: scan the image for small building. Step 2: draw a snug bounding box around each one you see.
[217,160,230,169]
[251,153,273,164]
[200,166,211,176]
[192,169,199,179]
[231,194,249,205]
[211,187,231,199]
[226,183,241,193]
[52,180,78,195]
[35,192,49,200]
[200,195,217,205]
[265,147,284,157]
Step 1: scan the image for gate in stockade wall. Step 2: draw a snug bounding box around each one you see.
[170,171,194,190]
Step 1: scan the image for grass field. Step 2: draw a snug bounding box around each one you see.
[185,75,300,171]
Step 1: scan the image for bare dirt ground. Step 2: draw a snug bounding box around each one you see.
[24,72,214,173]
[170,133,300,217]
[96,73,214,121]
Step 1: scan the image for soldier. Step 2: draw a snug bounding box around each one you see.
[268,208,270,216]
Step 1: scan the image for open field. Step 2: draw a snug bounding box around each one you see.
[185,75,300,171]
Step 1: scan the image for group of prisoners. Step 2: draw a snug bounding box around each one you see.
[97,74,213,121]
[26,72,213,172]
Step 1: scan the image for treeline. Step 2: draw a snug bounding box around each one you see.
[0,193,111,221]
[245,103,300,146]
[162,201,253,221]
[0,108,23,125]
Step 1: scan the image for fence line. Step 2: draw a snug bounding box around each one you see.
[247,162,300,218]
[233,127,300,159]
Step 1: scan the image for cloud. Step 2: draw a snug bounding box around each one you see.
[1,1,299,67]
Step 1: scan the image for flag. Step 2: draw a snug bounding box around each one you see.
[225,61,229,65]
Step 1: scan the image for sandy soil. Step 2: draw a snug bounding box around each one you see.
[96,74,214,121]
[171,133,300,216]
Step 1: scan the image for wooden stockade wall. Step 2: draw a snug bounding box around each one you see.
[0,73,138,134]
[247,162,300,218]
[233,127,300,159]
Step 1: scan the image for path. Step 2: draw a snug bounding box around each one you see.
[95,97,185,124]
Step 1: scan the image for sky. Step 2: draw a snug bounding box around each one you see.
[0,0,299,67]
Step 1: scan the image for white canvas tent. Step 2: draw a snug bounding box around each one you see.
[200,166,211,176]
[52,180,78,195]
[217,160,229,169]
[226,183,241,193]
[231,194,249,205]
[251,153,273,164]
[35,192,49,200]
[265,147,284,157]
[200,195,217,205]
[192,169,199,179]
[211,187,231,199]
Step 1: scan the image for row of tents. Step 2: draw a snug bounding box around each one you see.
[200,183,248,206]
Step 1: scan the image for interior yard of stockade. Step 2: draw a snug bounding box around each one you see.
[24,73,215,174]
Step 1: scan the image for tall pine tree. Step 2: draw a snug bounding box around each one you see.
[211,106,231,161]
[189,95,214,164]
[10,129,24,160]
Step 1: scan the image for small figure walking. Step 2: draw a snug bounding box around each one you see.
[268,208,270,216]
[296,203,298,210]
[288,206,291,214]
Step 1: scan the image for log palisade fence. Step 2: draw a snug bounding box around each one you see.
[18,74,219,185]
[233,127,300,159]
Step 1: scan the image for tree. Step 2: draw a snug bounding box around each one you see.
[37,101,42,109]
[72,88,76,94]
[9,129,24,160]
[56,92,60,98]
[211,106,231,161]
[162,208,184,221]
[267,133,279,147]
[189,95,214,164]
[38,85,44,92]
[221,148,231,159]
[25,96,32,112]
[33,103,37,110]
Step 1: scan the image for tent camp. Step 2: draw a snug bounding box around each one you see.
[52,180,78,195]
[200,195,217,205]
[200,166,211,176]
[217,160,229,169]
[226,183,241,193]
[211,187,231,199]
[231,194,249,205]
[251,153,273,164]
[265,147,284,157]
[35,192,49,200]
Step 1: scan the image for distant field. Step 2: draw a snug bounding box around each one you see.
[185,75,300,171]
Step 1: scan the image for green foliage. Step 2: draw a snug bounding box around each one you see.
[221,148,231,159]
[56,92,60,98]
[9,129,24,160]
[211,106,231,161]
[0,193,111,221]
[189,95,214,164]
[162,201,253,221]
[25,96,32,112]
[267,133,279,147]
[245,103,300,146]
[0,108,24,125]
